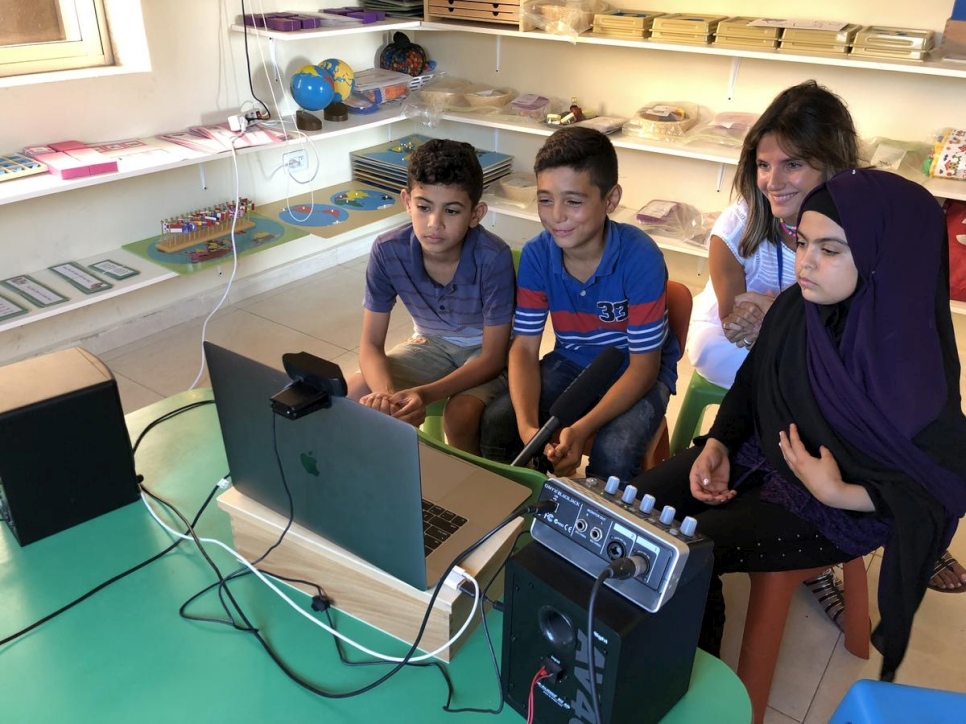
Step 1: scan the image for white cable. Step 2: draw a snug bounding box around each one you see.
[140,491,481,662]
[187,135,244,391]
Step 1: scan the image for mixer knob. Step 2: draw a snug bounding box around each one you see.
[659,505,676,526]
[603,475,621,495]
[620,485,638,504]
[638,494,656,514]
[680,516,698,537]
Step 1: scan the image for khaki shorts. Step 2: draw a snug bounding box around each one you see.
[387,335,507,405]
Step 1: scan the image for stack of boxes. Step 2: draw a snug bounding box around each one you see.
[649,13,726,45]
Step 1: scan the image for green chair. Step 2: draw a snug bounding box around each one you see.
[669,370,728,455]
[417,429,547,509]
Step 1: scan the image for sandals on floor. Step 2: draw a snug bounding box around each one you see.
[927,552,966,593]
[804,568,846,631]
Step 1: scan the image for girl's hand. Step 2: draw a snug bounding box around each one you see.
[689,439,735,505]
[778,424,845,505]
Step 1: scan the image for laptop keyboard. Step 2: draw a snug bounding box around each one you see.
[422,499,468,555]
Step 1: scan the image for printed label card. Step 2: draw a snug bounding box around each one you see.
[49,262,113,294]
[1,275,68,307]
[90,259,140,280]
[0,293,28,321]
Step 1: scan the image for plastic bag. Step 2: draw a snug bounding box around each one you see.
[635,200,704,241]
[623,102,700,141]
[858,136,930,179]
[685,112,759,148]
[922,128,966,180]
[523,0,612,42]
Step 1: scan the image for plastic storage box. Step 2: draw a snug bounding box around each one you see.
[830,679,966,723]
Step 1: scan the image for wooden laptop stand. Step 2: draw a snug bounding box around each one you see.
[217,488,523,662]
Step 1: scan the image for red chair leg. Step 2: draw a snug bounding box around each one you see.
[738,567,827,724]
[842,557,871,659]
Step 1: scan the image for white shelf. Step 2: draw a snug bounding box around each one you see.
[441,112,739,164]
[419,20,966,79]
[0,107,407,207]
[0,248,176,333]
[229,18,421,41]
[484,194,966,317]
[483,195,711,259]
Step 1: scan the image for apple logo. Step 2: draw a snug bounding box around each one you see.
[300,451,320,477]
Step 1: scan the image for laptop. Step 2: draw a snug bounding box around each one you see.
[204,343,532,590]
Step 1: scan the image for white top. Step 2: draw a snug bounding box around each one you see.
[687,200,797,388]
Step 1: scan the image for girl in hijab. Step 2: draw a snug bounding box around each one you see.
[631,168,966,681]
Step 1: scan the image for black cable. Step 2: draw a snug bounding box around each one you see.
[239,0,271,119]
[132,399,215,454]
[587,567,613,724]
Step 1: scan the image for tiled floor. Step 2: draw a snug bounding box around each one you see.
[100,255,965,722]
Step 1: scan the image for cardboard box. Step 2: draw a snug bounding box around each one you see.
[941,18,966,59]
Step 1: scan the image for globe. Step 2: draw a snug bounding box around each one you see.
[290,65,334,112]
[318,58,354,104]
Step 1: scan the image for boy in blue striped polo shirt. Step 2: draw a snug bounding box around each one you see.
[481,127,679,481]
[346,139,515,454]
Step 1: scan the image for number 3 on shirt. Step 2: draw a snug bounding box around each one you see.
[597,299,628,323]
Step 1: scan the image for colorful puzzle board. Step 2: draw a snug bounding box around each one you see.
[122,213,303,274]
[257,180,403,239]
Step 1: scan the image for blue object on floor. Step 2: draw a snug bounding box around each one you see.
[830,679,966,723]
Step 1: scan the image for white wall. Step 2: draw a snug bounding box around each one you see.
[0,0,412,363]
[413,0,966,293]
[1,1,964,363]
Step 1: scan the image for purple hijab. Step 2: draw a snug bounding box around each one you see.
[801,169,966,678]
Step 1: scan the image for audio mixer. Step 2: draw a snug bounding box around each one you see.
[530,475,714,612]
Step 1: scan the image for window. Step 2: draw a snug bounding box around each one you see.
[0,0,113,78]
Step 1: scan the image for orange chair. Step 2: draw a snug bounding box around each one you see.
[738,558,870,724]
[581,279,693,472]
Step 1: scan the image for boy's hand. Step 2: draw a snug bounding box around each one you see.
[389,388,428,426]
[545,426,588,478]
[689,438,734,505]
[359,392,401,418]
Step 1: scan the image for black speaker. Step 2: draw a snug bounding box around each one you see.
[0,347,140,545]
[501,542,712,724]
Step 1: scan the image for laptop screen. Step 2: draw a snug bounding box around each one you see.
[205,343,430,587]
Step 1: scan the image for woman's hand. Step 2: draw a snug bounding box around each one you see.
[722,292,775,348]
[689,439,735,504]
[778,424,874,511]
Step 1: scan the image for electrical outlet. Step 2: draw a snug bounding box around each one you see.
[283,150,308,172]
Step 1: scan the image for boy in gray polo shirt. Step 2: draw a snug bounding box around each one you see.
[346,139,515,454]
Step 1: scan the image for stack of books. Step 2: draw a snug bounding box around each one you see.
[350,135,513,192]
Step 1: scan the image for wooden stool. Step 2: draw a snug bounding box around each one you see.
[738,558,870,724]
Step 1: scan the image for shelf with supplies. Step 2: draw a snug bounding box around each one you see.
[0,107,409,207]
[443,114,966,203]
[0,202,409,334]
[0,248,176,334]
[418,20,966,80]
[228,17,421,41]
[482,194,966,317]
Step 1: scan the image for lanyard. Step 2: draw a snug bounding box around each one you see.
[776,242,785,291]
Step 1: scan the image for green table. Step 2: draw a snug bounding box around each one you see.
[0,391,751,723]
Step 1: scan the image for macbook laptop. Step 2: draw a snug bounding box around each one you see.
[204,343,531,590]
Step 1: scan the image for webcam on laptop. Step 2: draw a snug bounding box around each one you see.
[271,351,347,420]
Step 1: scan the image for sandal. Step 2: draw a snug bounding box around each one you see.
[804,568,845,631]
[927,552,966,593]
